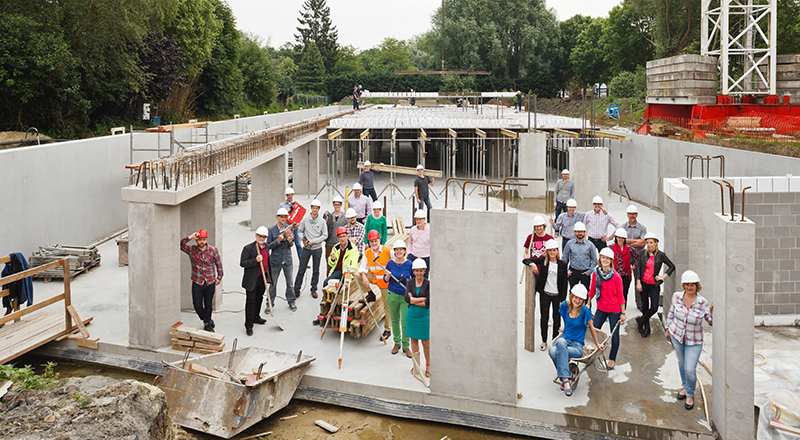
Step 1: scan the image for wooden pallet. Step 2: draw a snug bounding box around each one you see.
[170,322,225,354]
[38,263,100,283]
[317,278,385,338]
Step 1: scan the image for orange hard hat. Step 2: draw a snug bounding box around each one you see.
[196,229,208,238]
[336,227,348,236]
[367,230,380,241]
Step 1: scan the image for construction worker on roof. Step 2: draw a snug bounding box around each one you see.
[359,230,392,341]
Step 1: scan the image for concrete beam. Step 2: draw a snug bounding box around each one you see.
[179,185,223,312]
[251,152,288,231]
[430,208,518,404]
[711,213,755,440]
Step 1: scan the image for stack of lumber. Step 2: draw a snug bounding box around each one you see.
[385,215,408,249]
[356,162,443,178]
[222,178,249,204]
[649,123,681,138]
[316,278,385,338]
[30,245,101,280]
[170,322,225,354]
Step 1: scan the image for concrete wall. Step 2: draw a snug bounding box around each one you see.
[569,147,609,210]
[251,152,288,231]
[609,133,800,210]
[0,106,347,259]
[179,185,223,312]
[292,139,321,196]
[517,133,546,197]
[430,208,518,404]
[662,179,690,319]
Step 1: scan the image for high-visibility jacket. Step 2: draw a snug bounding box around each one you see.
[327,240,359,276]
[363,245,390,289]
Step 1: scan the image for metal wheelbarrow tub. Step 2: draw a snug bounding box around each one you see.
[155,346,315,438]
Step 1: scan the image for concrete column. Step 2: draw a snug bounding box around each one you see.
[711,213,755,440]
[517,133,546,197]
[128,202,181,349]
[292,139,320,196]
[569,147,609,210]
[251,150,287,230]
[180,185,223,312]
[682,178,729,303]
[429,208,518,404]
[662,179,690,321]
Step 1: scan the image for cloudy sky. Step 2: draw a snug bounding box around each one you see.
[227,0,620,51]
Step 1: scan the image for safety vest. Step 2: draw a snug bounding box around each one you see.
[365,246,390,289]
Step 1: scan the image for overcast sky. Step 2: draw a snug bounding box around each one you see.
[227,0,620,51]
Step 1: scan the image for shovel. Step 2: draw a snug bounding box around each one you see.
[259,260,285,331]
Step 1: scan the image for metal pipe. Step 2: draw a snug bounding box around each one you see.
[501,177,539,211]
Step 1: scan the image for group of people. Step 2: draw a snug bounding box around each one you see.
[179,165,434,378]
[524,181,712,406]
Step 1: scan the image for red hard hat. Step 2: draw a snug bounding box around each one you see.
[367,230,380,241]
[336,227,348,236]
[196,229,208,238]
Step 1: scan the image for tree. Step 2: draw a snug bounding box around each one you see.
[330,45,365,76]
[370,38,414,74]
[296,42,326,94]
[276,57,297,104]
[295,0,339,72]
[196,0,243,115]
[239,34,277,105]
[601,4,654,76]
[628,0,700,57]
[165,0,221,76]
[553,15,595,89]
[778,0,800,54]
[140,32,187,103]
[570,18,610,87]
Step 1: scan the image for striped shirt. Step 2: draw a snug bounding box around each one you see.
[667,291,713,346]
[180,238,223,286]
[345,221,366,256]
[583,209,620,240]
[408,224,431,258]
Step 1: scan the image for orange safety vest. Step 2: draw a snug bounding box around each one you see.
[365,246,390,289]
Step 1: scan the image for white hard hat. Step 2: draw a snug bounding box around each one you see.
[599,247,614,260]
[681,270,700,284]
[644,232,659,241]
[285,187,294,195]
[566,198,577,207]
[276,207,289,216]
[592,196,603,204]
[393,240,407,249]
[310,199,321,207]
[364,160,371,166]
[615,228,627,239]
[345,208,357,218]
[561,169,570,175]
[533,215,546,226]
[416,164,424,170]
[373,201,383,209]
[626,205,639,214]
[255,226,269,236]
[412,259,427,270]
[332,195,343,203]
[414,209,427,219]
[353,183,362,190]
[571,284,588,299]
[544,239,559,250]
[574,221,586,231]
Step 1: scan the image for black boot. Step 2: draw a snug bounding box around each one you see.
[643,320,651,338]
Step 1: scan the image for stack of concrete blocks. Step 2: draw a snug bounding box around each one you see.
[728,175,800,324]
[568,147,609,211]
[517,133,547,197]
[646,55,718,105]
[758,54,800,102]
[662,179,691,317]
[430,208,518,405]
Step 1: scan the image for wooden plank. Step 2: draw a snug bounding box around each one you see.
[0,259,63,288]
[327,128,343,140]
[549,128,579,139]
[0,256,10,265]
[188,363,223,379]
[144,121,208,132]
[0,293,66,326]
[447,128,457,138]
[500,128,518,139]
[66,305,90,338]
[419,128,427,141]
[315,420,339,433]
[357,162,442,178]
[475,128,487,138]
[171,344,222,355]
[170,325,224,344]
[359,128,370,140]
[75,337,99,350]
[0,312,92,364]
[391,128,397,140]
[170,338,225,351]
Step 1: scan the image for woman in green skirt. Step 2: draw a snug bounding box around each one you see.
[405,258,430,377]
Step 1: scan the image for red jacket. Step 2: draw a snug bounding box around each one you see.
[589,270,624,314]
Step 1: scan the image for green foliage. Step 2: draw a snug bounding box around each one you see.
[369,38,414,74]
[0,362,60,391]
[601,4,654,76]
[276,57,298,104]
[296,42,326,94]
[778,0,800,54]
[570,18,610,87]
[294,0,339,72]
[239,34,277,106]
[165,0,221,76]
[330,45,365,76]
[608,66,647,98]
[440,74,476,93]
[627,0,700,58]
[196,0,243,116]
[73,392,90,406]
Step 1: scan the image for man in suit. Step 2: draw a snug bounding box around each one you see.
[240,226,272,336]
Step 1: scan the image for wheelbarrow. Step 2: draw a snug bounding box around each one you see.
[551,320,620,390]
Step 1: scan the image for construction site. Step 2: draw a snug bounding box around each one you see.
[3,1,800,439]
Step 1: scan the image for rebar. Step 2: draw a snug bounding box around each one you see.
[740,186,752,221]
[712,180,726,216]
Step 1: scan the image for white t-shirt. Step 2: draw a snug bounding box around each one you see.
[544,263,559,296]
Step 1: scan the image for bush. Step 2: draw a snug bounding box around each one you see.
[609,66,646,98]
[0,362,60,391]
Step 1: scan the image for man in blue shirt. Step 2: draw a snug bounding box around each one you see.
[562,221,597,292]
[267,208,298,312]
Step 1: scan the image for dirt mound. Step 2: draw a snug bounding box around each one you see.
[0,375,172,440]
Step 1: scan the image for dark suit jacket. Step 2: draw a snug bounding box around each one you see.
[240,241,272,291]
[522,256,569,302]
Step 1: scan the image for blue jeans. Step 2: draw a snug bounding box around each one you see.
[548,338,583,379]
[418,196,433,221]
[555,201,567,219]
[671,335,703,398]
[363,187,378,201]
[593,310,621,361]
[269,263,296,306]
[292,228,302,261]
[407,254,430,278]
[323,270,343,289]
[294,247,322,294]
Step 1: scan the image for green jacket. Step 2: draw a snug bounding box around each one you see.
[364,215,388,245]
[328,239,359,276]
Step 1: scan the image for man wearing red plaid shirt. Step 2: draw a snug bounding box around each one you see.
[181,229,223,332]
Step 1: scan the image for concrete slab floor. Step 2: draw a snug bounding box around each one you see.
[28,166,728,438]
